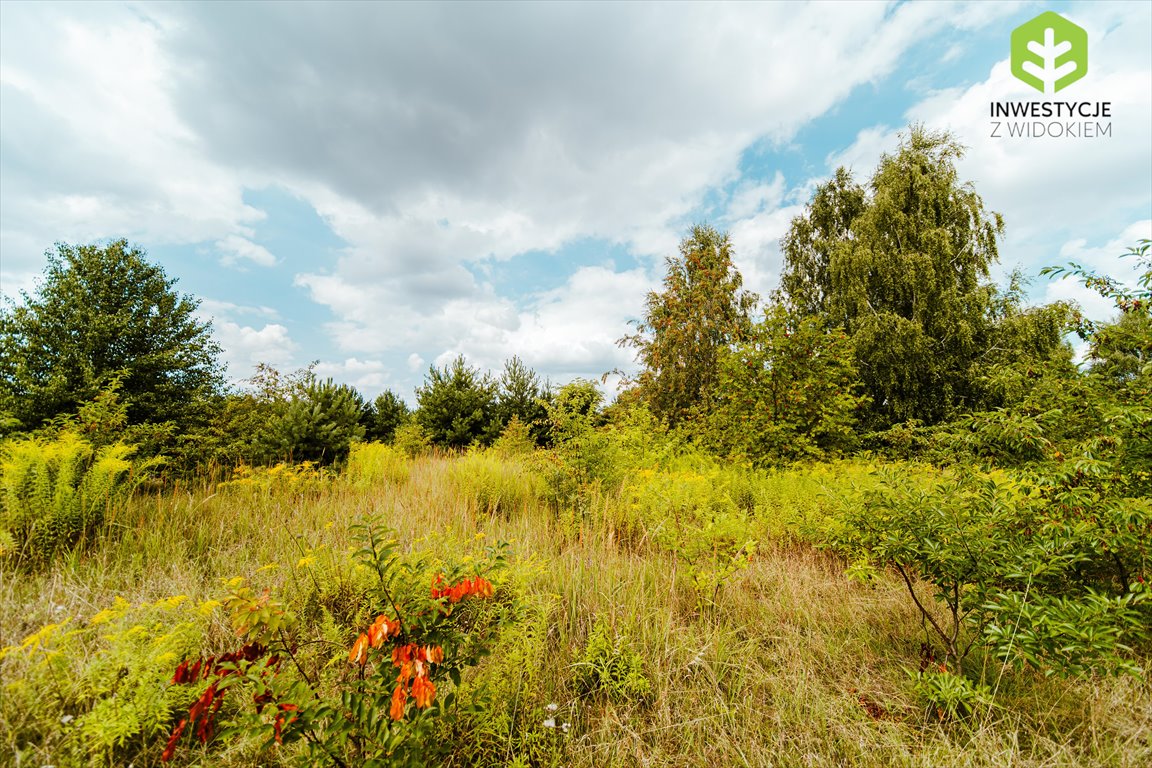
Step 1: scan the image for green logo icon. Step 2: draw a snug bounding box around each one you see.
[1011,12,1088,94]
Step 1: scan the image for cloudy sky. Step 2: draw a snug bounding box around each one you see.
[2,1,1149,402]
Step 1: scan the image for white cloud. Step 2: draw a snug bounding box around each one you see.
[8,1,1132,393]
[215,235,277,268]
[0,4,263,277]
[212,322,298,381]
[1040,221,1152,322]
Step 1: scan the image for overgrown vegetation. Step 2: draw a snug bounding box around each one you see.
[1,128,1149,766]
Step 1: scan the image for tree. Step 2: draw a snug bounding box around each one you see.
[363,390,411,443]
[414,356,499,449]
[620,224,758,428]
[780,127,1015,427]
[496,356,548,445]
[0,240,224,433]
[707,306,867,465]
[258,377,366,465]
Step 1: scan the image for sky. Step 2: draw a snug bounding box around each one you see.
[1,0,1149,404]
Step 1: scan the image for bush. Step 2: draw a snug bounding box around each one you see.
[345,442,411,486]
[449,450,544,516]
[0,431,154,565]
[258,376,366,465]
[573,618,651,703]
[415,356,499,449]
[0,594,208,764]
[393,421,433,458]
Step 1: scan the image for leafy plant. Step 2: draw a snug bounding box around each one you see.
[573,618,651,703]
[160,518,513,766]
[1,431,155,565]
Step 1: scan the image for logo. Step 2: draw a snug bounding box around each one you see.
[1011,12,1088,94]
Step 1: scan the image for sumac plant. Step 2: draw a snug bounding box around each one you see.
[161,517,511,766]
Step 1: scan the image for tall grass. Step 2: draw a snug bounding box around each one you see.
[1,450,1148,767]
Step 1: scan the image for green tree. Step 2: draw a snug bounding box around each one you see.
[780,127,1020,427]
[363,390,411,443]
[708,306,867,465]
[0,240,224,433]
[414,356,499,449]
[258,376,366,465]
[496,356,548,445]
[620,224,758,428]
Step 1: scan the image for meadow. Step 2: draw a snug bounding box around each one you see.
[3,440,1148,767]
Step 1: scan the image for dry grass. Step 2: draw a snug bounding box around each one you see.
[2,451,1149,767]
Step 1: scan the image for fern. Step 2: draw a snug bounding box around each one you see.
[0,431,156,565]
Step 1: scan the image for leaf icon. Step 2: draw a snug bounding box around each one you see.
[1011,12,1088,94]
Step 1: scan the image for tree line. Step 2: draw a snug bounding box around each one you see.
[2,126,1147,476]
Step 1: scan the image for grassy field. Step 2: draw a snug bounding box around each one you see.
[2,446,1150,767]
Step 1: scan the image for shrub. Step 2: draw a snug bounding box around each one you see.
[839,468,1149,678]
[160,519,514,766]
[345,442,412,486]
[258,377,366,465]
[0,431,154,565]
[0,594,209,764]
[363,389,411,443]
[393,421,434,459]
[216,461,330,495]
[415,355,499,449]
[449,450,544,516]
[573,618,651,703]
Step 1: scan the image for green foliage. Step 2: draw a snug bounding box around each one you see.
[363,389,411,443]
[492,415,537,457]
[449,450,545,516]
[416,355,499,449]
[621,463,757,610]
[839,467,1149,676]
[393,421,434,458]
[574,618,651,703]
[909,667,991,721]
[780,127,1065,428]
[157,519,514,767]
[345,442,412,486]
[620,223,758,428]
[0,240,224,434]
[497,356,549,445]
[0,431,155,565]
[0,594,208,765]
[259,376,366,465]
[708,306,867,465]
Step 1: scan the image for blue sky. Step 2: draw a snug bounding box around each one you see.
[2,1,1149,403]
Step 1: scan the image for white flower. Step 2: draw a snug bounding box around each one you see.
[543,718,556,728]
[545,702,559,713]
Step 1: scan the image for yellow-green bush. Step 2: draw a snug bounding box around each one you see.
[215,460,329,495]
[449,450,545,516]
[0,431,154,565]
[345,442,411,486]
[1,594,208,765]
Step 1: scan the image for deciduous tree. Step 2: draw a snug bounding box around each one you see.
[620,224,757,428]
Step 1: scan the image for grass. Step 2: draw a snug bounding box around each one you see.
[2,447,1149,767]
